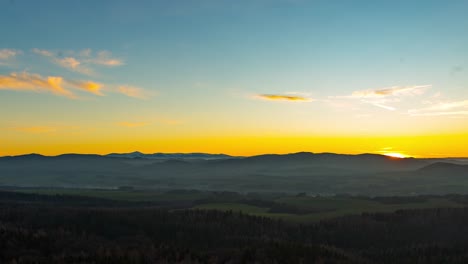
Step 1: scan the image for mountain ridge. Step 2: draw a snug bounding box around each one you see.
[1,152,467,195]
[2,151,468,160]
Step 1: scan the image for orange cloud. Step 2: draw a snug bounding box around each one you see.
[55,57,92,75]
[67,80,104,96]
[57,57,81,69]
[0,72,76,98]
[255,94,312,102]
[32,48,123,74]
[118,86,151,99]
[0,71,149,99]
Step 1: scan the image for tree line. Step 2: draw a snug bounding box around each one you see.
[1,190,468,263]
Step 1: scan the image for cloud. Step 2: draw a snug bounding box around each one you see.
[31,48,53,57]
[79,48,92,57]
[56,57,81,70]
[118,85,152,99]
[408,99,468,116]
[0,49,21,60]
[254,94,312,102]
[0,72,76,98]
[362,100,396,111]
[0,49,22,65]
[331,85,431,111]
[117,122,149,127]
[32,48,123,75]
[58,57,94,75]
[349,85,431,99]
[0,71,148,99]
[426,100,468,111]
[90,51,124,66]
[67,80,104,96]
[33,48,93,74]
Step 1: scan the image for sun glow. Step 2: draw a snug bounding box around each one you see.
[384,152,409,159]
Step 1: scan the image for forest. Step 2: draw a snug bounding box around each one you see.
[2,190,468,263]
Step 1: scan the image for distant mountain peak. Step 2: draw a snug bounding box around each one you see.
[105,152,234,160]
[23,153,45,158]
[419,162,467,171]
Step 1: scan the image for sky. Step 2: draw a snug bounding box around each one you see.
[0,0,467,157]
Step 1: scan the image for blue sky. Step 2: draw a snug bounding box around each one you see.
[0,0,467,156]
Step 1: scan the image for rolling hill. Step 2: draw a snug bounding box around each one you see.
[0,152,467,195]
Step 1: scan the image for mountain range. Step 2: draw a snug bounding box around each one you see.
[0,152,467,195]
[106,151,235,160]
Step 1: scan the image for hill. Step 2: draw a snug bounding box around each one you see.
[0,152,467,195]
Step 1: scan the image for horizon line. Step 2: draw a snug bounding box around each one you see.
[2,151,468,159]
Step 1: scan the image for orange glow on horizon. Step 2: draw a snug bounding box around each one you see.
[1,133,467,158]
[383,152,410,159]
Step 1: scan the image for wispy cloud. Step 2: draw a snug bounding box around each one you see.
[118,85,152,99]
[0,49,21,60]
[409,99,468,116]
[362,100,396,111]
[31,48,53,57]
[332,85,431,111]
[422,100,468,111]
[0,72,77,98]
[0,71,147,99]
[254,94,313,102]
[89,51,124,66]
[32,48,93,74]
[32,48,123,75]
[67,80,104,96]
[348,85,431,99]
[56,57,90,74]
[0,49,22,65]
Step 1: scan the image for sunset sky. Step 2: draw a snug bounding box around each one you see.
[1,0,467,157]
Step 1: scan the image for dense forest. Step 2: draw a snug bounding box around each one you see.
[1,191,468,263]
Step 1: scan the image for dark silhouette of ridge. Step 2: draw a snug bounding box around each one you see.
[418,162,468,175]
[1,153,45,159]
[1,151,468,194]
[106,152,234,159]
[210,152,425,172]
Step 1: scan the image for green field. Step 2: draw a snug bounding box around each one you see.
[192,196,465,222]
[9,187,466,222]
[194,203,270,214]
[13,188,212,202]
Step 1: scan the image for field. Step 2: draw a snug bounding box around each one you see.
[13,188,212,201]
[8,187,466,222]
[194,196,464,222]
